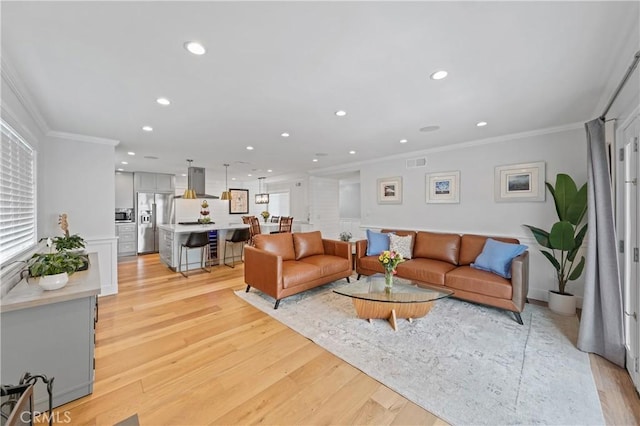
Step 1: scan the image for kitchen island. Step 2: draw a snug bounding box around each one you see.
[0,253,101,411]
[158,223,249,271]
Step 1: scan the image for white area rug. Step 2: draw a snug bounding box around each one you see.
[236,281,605,426]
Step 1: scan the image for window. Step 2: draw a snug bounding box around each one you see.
[267,191,290,217]
[0,120,36,264]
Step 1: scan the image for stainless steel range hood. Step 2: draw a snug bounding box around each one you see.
[175,166,219,199]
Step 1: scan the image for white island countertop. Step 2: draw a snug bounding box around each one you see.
[0,253,101,313]
[158,223,249,234]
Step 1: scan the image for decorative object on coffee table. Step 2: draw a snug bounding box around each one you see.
[378,250,405,291]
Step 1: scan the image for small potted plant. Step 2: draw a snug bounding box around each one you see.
[54,214,86,252]
[261,210,270,223]
[339,231,352,242]
[29,238,85,290]
[524,174,587,315]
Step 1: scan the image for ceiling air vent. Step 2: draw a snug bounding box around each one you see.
[406,157,427,169]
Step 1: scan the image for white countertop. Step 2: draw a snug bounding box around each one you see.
[0,253,101,313]
[158,223,249,234]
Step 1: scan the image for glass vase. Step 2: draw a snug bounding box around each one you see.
[384,269,393,291]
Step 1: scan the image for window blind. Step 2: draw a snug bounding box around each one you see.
[0,120,36,264]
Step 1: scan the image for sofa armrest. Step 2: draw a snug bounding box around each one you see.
[355,239,368,259]
[322,239,352,263]
[511,250,529,312]
[244,246,283,298]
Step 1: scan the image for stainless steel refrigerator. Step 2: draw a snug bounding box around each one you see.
[137,192,172,254]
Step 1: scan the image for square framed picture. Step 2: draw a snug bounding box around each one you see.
[377,176,402,204]
[426,171,460,204]
[229,188,249,214]
[494,161,546,202]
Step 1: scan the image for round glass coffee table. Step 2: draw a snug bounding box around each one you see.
[334,273,453,331]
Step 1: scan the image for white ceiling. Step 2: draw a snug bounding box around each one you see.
[2,1,638,182]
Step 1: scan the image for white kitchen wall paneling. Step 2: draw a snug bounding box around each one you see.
[84,236,118,296]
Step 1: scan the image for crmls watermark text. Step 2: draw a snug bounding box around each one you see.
[20,410,72,423]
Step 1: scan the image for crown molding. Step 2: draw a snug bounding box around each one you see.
[0,56,50,135]
[47,130,120,146]
[311,121,585,177]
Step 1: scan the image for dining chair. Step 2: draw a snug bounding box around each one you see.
[270,215,280,223]
[271,216,293,234]
[248,216,261,245]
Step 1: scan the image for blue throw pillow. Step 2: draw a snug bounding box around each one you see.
[366,230,390,256]
[471,238,527,279]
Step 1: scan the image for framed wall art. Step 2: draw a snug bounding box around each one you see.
[377,176,403,204]
[426,171,460,204]
[494,161,546,202]
[229,188,249,214]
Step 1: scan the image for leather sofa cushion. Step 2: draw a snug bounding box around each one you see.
[359,255,385,273]
[300,255,350,276]
[445,265,513,299]
[293,231,325,260]
[413,231,461,265]
[459,234,520,265]
[281,260,323,288]
[396,258,456,286]
[254,233,295,261]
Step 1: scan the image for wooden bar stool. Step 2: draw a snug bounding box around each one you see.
[223,227,251,268]
[179,231,211,277]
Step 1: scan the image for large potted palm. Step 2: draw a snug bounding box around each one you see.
[524,174,588,315]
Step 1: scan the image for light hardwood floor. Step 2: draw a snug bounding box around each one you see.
[55,254,639,425]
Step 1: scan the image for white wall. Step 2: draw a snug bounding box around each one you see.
[339,181,361,218]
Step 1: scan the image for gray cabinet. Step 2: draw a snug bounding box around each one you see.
[115,171,134,208]
[116,223,137,256]
[134,172,175,193]
[159,228,173,266]
[1,295,97,411]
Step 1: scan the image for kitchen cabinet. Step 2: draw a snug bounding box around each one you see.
[0,254,100,412]
[159,228,173,266]
[134,172,175,193]
[116,223,137,256]
[115,171,134,208]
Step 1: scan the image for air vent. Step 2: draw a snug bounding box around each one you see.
[406,157,427,169]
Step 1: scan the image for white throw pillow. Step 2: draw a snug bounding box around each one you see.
[389,233,413,260]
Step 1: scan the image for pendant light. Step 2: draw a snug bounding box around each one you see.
[221,164,231,200]
[183,159,197,199]
[255,177,269,204]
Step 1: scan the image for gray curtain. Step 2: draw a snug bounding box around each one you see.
[577,118,625,367]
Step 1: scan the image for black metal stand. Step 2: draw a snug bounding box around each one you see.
[20,372,54,426]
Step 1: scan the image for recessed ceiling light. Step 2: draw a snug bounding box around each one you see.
[335,110,347,117]
[399,139,408,144]
[476,121,488,127]
[127,151,135,156]
[419,125,440,132]
[117,168,124,171]
[142,126,153,132]
[281,132,290,138]
[181,173,187,177]
[312,158,319,162]
[248,174,252,177]
[349,150,356,155]
[184,41,206,55]
[246,146,254,150]
[267,169,273,173]
[156,97,170,106]
[121,161,128,165]
[231,177,236,181]
[430,70,448,80]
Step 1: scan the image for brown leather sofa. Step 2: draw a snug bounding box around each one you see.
[356,230,529,324]
[244,231,352,308]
